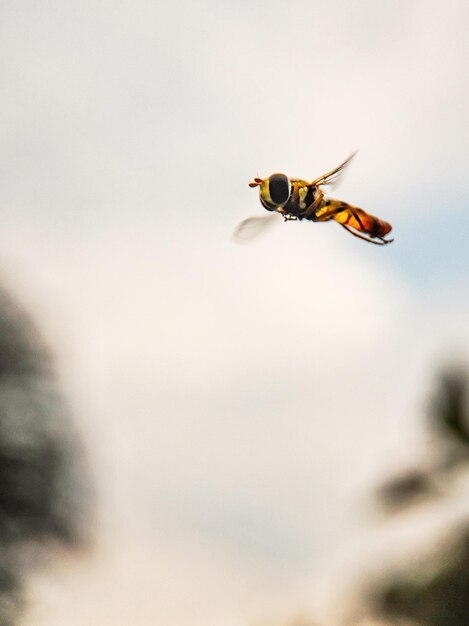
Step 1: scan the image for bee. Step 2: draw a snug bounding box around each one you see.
[234,152,393,245]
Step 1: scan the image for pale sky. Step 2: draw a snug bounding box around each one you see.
[1,1,469,624]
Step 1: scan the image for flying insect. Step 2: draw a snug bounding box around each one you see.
[234,152,393,245]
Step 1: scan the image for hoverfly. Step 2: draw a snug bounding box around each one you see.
[234,152,393,245]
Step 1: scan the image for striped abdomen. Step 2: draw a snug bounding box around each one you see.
[314,199,392,239]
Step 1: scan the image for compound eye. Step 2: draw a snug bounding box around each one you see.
[268,173,291,205]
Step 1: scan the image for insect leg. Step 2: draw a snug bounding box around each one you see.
[340,224,391,245]
[345,208,393,244]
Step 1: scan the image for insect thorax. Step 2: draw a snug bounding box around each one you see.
[284,182,321,218]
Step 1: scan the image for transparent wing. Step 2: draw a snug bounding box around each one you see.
[310,151,358,187]
[232,214,279,243]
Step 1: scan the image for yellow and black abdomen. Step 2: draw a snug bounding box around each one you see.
[337,206,392,238]
[313,198,392,238]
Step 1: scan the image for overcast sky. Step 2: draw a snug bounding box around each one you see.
[1,1,469,624]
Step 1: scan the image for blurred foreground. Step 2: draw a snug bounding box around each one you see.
[0,286,89,626]
[361,368,469,626]
[1,277,468,625]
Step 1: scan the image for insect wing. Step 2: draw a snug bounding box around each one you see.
[310,151,357,188]
[232,214,278,243]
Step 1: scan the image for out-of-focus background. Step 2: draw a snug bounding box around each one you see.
[1,1,468,624]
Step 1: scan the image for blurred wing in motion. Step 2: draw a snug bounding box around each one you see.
[310,151,357,188]
[232,214,279,243]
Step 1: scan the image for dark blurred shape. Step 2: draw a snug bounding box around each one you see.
[363,366,469,625]
[428,367,469,476]
[375,468,437,513]
[0,287,90,625]
[374,366,469,516]
[429,367,469,448]
[370,523,469,626]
